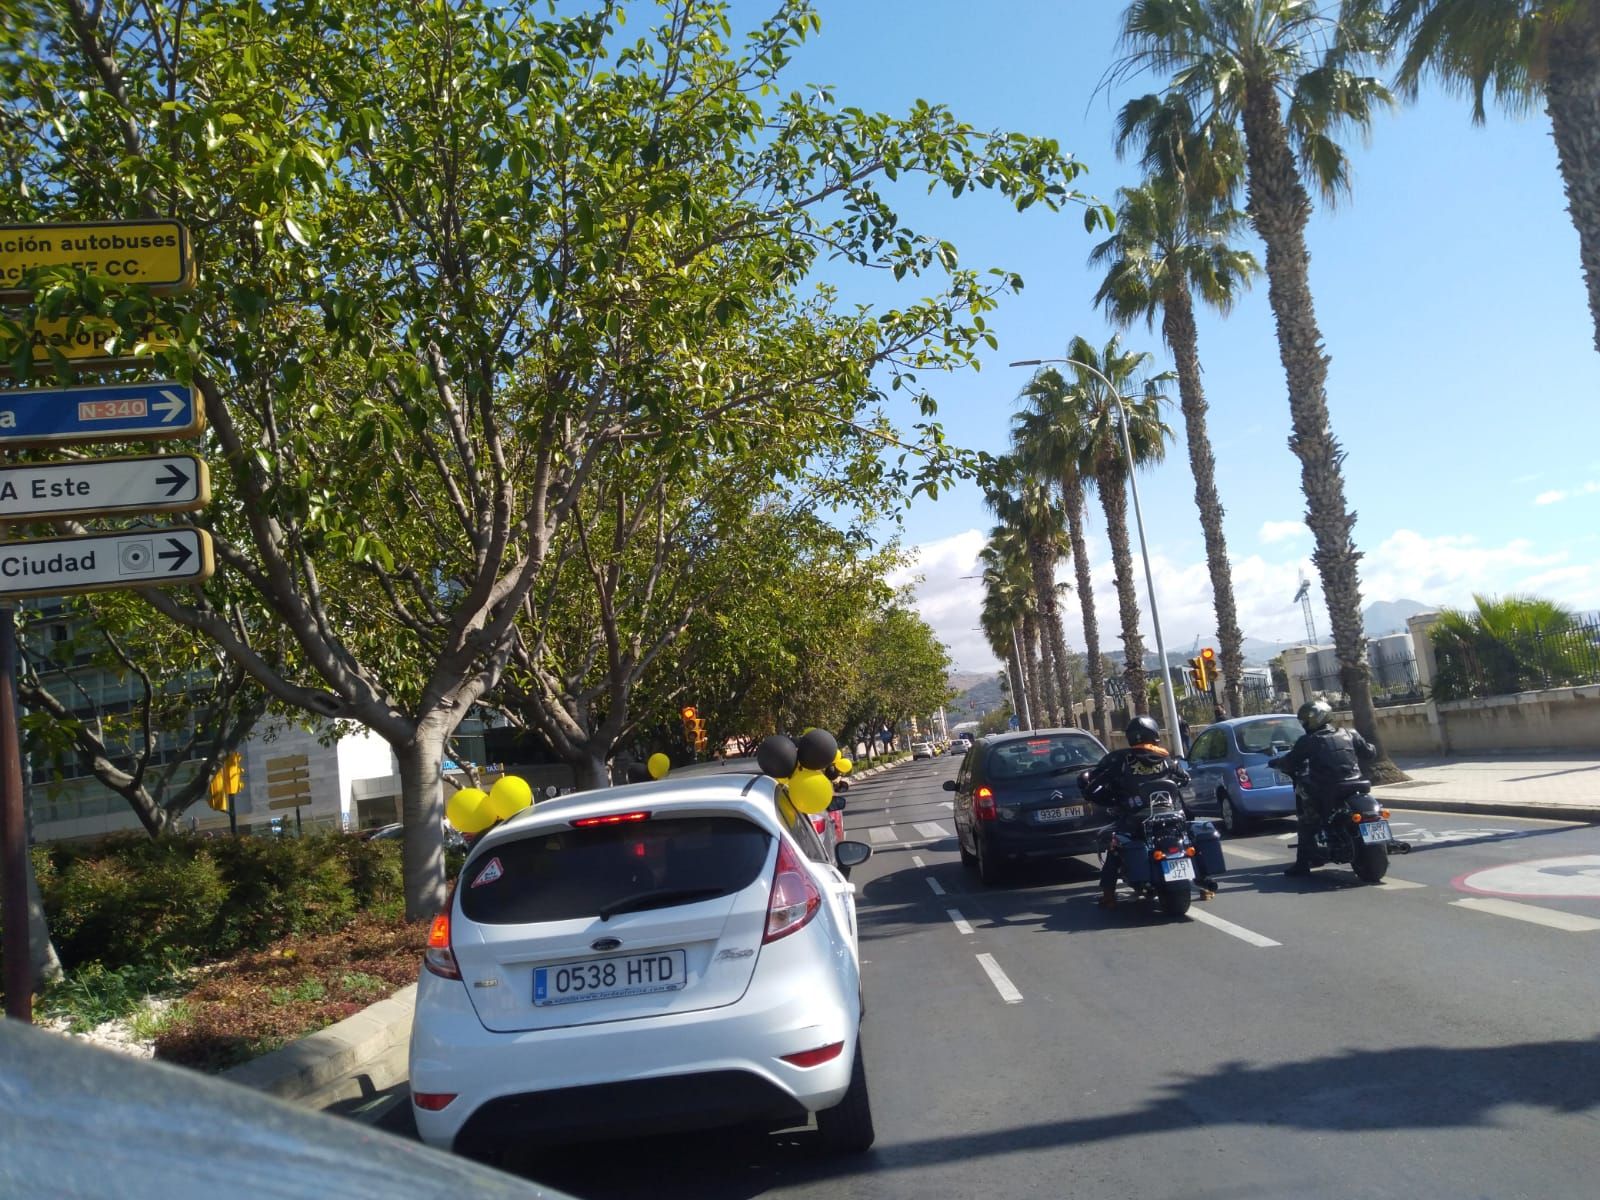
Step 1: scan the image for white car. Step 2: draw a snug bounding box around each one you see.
[912,742,934,759]
[408,773,876,1159]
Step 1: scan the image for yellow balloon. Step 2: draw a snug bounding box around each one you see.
[486,775,533,820]
[446,787,494,833]
[787,767,834,815]
[834,754,853,776]
[647,753,671,780]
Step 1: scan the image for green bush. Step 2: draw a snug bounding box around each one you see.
[330,836,403,909]
[206,836,357,953]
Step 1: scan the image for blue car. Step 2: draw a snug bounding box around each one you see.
[1184,715,1303,835]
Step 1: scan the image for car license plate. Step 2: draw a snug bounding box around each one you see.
[534,949,687,1007]
[1359,820,1391,844]
[1161,857,1195,881]
[1035,805,1084,823]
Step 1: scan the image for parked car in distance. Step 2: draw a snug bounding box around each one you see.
[911,742,934,760]
[948,741,967,756]
[409,772,877,1161]
[946,729,1108,885]
[1184,715,1302,834]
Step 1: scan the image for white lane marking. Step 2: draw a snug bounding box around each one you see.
[868,826,897,844]
[1276,832,1298,841]
[976,953,1023,1004]
[941,800,954,810]
[1450,898,1600,933]
[912,855,927,869]
[927,876,946,896]
[1389,808,1581,829]
[1187,908,1281,948]
[947,908,973,935]
[1377,876,1426,890]
[1222,843,1278,863]
[915,822,953,839]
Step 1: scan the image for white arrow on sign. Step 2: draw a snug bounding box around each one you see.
[0,453,209,520]
[0,527,214,598]
[153,389,187,423]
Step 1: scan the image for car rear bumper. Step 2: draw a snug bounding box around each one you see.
[980,822,1106,859]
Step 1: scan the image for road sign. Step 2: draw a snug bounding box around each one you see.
[0,453,208,522]
[268,797,308,811]
[267,780,311,801]
[11,314,169,371]
[1,219,193,299]
[0,381,204,447]
[0,526,213,599]
[1008,714,1021,729]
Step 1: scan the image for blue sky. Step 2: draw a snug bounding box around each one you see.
[758,2,1600,671]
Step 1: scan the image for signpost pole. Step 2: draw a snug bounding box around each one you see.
[1,603,31,1022]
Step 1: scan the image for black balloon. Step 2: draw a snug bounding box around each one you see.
[756,735,798,778]
[796,728,838,772]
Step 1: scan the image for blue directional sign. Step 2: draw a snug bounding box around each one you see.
[0,381,204,447]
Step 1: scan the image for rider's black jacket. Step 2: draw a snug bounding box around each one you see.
[1084,743,1190,820]
[1268,725,1376,805]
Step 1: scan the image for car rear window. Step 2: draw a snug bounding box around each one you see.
[1236,719,1302,754]
[459,816,773,925]
[985,735,1102,781]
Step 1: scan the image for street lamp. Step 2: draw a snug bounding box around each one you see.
[1009,357,1185,751]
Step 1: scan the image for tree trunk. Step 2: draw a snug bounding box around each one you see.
[398,732,449,922]
[24,795,61,986]
[1241,85,1401,782]
[573,748,611,792]
[1006,645,1027,729]
[1545,18,1600,356]
[1027,540,1062,726]
[1162,294,1245,718]
[1031,538,1076,726]
[1062,479,1109,741]
[1096,471,1147,715]
[1020,611,1045,732]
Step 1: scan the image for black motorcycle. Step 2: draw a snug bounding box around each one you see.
[1290,774,1411,883]
[1080,773,1221,918]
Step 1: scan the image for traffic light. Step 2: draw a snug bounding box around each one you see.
[208,769,229,813]
[691,718,708,751]
[224,751,242,794]
[680,705,698,749]
[1198,647,1216,692]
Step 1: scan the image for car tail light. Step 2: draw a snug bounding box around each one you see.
[781,1041,845,1068]
[1235,767,1253,790]
[412,1092,458,1111]
[423,912,462,980]
[974,785,997,822]
[812,815,827,834]
[572,811,651,827]
[764,838,821,943]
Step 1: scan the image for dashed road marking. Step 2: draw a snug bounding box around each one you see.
[1187,908,1281,948]
[927,876,946,896]
[915,822,953,839]
[868,826,897,845]
[947,908,973,935]
[976,953,1023,1004]
[1276,832,1298,841]
[1222,843,1278,863]
[911,855,927,869]
[1450,897,1600,933]
[940,800,955,810]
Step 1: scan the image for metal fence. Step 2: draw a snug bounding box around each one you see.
[1302,642,1423,709]
[1433,612,1600,700]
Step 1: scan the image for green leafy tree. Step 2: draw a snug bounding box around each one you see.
[1431,593,1591,699]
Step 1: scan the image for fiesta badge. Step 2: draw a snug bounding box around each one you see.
[471,856,504,888]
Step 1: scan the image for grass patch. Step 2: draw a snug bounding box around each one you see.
[128,999,190,1043]
[37,953,189,1032]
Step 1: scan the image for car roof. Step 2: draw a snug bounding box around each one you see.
[1214,714,1296,726]
[979,727,1105,748]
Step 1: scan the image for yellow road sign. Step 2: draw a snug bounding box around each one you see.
[0,220,194,298]
[268,797,308,811]
[267,780,311,801]
[5,314,172,372]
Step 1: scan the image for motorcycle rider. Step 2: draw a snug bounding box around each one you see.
[1269,700,1378,877]
[1084,715,1216,908]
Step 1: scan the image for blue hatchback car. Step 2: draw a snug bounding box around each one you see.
[1184,715,1303,835]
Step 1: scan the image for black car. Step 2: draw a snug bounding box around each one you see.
[945,729,1109,885]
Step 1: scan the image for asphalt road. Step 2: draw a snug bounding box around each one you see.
[405,757,1600,1200]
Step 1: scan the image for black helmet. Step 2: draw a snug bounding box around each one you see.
[1297,700,1332,732]
[1125,715,1161,747]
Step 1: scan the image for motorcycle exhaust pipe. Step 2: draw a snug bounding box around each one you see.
[1390,841,1413,855]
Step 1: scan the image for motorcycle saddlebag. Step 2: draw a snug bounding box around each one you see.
[1187,820,1227,877]
[1113,833,1152,885]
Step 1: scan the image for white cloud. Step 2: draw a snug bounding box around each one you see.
[1258,519,1309,544]
[1534,480,1600,506]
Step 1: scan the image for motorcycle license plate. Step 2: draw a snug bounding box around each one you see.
[1161,857,1195,881]
[1359,820,1391,844]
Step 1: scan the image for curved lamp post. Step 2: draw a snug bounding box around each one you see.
[1009,357,1185,751]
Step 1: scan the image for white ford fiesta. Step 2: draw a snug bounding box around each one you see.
[408,772,876,1159]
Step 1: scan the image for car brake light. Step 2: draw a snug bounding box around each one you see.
[412,1092,458,1111]
[423,912,462,981]
[781,1041,845,1068]
[812,815,826,833]
[572,811,652,827]
[974,785,997,821]
[1235,767,1253,790]
[764,838,821,943]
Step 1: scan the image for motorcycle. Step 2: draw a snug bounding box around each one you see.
[1289,773,1412,882]
[1079,772,1223,918]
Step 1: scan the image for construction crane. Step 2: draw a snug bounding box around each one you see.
[1293,573,1318,647]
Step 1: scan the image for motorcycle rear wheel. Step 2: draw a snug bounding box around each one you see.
[1159,880,1192,917]
[1353,841,1389,883]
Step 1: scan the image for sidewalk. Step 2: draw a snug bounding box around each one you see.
[1376,753,1600,823]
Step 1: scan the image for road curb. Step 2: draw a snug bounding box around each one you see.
[1380,796,1600,824]
[223,982,416,1115]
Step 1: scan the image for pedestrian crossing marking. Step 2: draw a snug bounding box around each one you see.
[914,822,952,839]
[1222,844,1278,863]
[1451,897,1600,933]
[867,826,897,845]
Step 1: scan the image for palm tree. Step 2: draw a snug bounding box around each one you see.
[1015,378,1112,741]
[1431,593,1589,699]
[1381,0,1600,355]
[978,540,1034,725]
[1060,334,1174,718]
[1118,0,1402,774]
[1091,162,1258,717]
[988,462,1077,726]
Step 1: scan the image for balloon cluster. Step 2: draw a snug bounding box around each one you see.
[755,728,852,814]
[446,774,534,834]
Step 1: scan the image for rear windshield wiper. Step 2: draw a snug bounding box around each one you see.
[598,887,726,921]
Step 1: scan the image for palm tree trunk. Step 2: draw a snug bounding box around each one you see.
[1005,644,1027,729]
[1028,537,1065,725]
[1021,611,1046,732]
[1096,469,1147,715]
[1545,19,1600,356]
[1062,478,1108,741]
[1240,86,1401,783]
[1162,293,1245,718]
